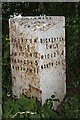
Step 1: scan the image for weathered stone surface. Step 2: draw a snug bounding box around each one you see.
[9,15,66,108]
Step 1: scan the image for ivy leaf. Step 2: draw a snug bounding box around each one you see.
[64,103,70,112]
[42,111,50,118]
[3,107,13,118]
[16,95,29,111]
[12,103,22,114]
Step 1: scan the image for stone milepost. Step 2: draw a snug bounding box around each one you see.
[9,15,66,109]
